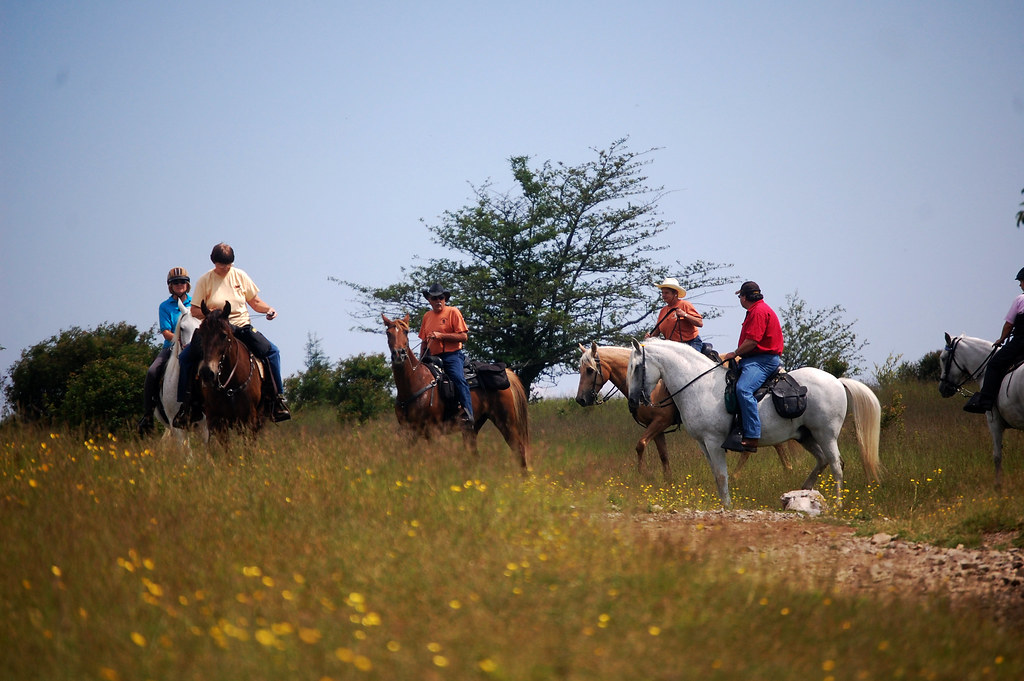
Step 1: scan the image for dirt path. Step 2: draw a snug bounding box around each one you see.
[630,509,1024,628]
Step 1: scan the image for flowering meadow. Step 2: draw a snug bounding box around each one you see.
[2,380,1022,680]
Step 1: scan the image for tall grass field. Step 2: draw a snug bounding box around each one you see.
[2,379,1022,680]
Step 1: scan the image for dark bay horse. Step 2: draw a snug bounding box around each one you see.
[195,301,265,441]
[575,342,792,480]
[382,313,531,470]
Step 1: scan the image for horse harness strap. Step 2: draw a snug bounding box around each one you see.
[217,336,259,397]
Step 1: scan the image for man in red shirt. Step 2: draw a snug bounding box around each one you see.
[419,283,474,426]
[718,281,784,452]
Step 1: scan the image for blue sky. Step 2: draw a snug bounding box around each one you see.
[2,1,1023,396]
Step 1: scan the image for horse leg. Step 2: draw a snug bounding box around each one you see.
[774,441,794,470]
[652,432,672,481]
[733,451,751,477]
[700,442,732,508]
[987,414,1004,489]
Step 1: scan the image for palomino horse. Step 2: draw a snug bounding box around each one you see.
[382,313,530,470]
[155,299,207,443]
[938,332,1022,486]
[194,301,265,441]
[627,338,881,508]
[574,342,792,479]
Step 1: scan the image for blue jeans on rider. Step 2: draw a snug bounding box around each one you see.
[438,350,474,420]
[736,353,781,439]
[685,336,704,353]
[175,332,283,402]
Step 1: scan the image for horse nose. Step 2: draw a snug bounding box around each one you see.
[575,395,588,407]
[199,366,215,383]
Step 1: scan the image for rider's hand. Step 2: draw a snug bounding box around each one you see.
[266,309,277,320]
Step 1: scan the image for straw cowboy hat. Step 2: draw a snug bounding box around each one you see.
[654,277,686,297]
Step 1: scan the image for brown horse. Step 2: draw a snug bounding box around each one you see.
[575,342,792,479]
[195,301,265,441]
[382,313,531,470]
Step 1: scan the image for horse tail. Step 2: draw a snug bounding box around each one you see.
[506,370,530,447]
[839,378,882,482]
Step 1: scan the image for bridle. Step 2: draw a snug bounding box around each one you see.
[387,324,438,410]
[211,332,258,398]
[583,349,620,405]
[939,336,995,397]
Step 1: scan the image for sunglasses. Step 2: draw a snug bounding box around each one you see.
[429,295,445,302]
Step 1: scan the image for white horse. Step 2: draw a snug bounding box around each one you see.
[155,300,207,444]
[627,338,881,508]
[938,332,1021,486]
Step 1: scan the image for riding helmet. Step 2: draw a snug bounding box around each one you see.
[1016,267,1024,282]
[167,267,190,284]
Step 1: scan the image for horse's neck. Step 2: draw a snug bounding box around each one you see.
[392,354,432,398]
[596,347,632,392]
[650,345,718,391]
[961,337,996,374]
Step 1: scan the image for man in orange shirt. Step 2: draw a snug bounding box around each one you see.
[646,277,704,351]
[419,283,474,426]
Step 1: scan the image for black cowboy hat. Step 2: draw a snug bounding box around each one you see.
[422,283,451,301]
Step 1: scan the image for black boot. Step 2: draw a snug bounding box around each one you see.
[172,402,191,428]
[272,395,291,422]
[137,413,154,436]
[963,393,993,413]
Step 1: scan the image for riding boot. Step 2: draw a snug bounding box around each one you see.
[740,437,759,452]
[137,413,154,436]
[459,407,474,431]
[963,393,992,413]
[172,401,191,429]
[273,394,291,422]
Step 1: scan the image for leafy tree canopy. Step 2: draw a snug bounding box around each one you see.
[3,322,156,430]
[336,138,735,395]
[779,292,867,377]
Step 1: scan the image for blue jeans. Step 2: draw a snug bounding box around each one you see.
[736,353,781,439]
[438,350,474,419]
[685,336,704,352]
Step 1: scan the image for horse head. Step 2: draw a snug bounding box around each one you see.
[382,313,412,367]
[627,338,655,408]
[575,341,607,406]
[197,301,236,386]
[938,332,994,399]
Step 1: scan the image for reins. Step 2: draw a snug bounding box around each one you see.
[637,343,724,408]
[941,336,998,397]
[215,334,258,398]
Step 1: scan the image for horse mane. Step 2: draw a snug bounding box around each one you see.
[393,316,410,332]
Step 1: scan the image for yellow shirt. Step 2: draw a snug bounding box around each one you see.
[193,266,259,327]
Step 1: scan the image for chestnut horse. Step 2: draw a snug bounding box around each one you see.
[195,301,265,441]
[383,313,530,470]
[575,342,792,480]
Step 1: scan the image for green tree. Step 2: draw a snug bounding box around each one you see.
[284,333,337,410]
[337,138,735,396]
[334,353,393,424]
[779,292,867,377]
[3,322,157,429]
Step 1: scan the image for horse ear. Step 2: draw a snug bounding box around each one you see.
[223,301,231,317]
[402,313,410,325]
[630,338,641,350]
[382,313,392,325]
[590,341,599,354]
[201,300,210,316]
[944,332,952,345]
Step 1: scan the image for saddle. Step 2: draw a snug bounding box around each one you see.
[421,357,510,421]
[724,361,808,419]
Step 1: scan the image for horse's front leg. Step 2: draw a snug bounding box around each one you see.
[652,432,672,482]
[987,413,1005,489]
[700,441,731,508]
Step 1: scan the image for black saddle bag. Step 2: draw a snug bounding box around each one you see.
[770,373,808,419]
[466,360,510,391]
